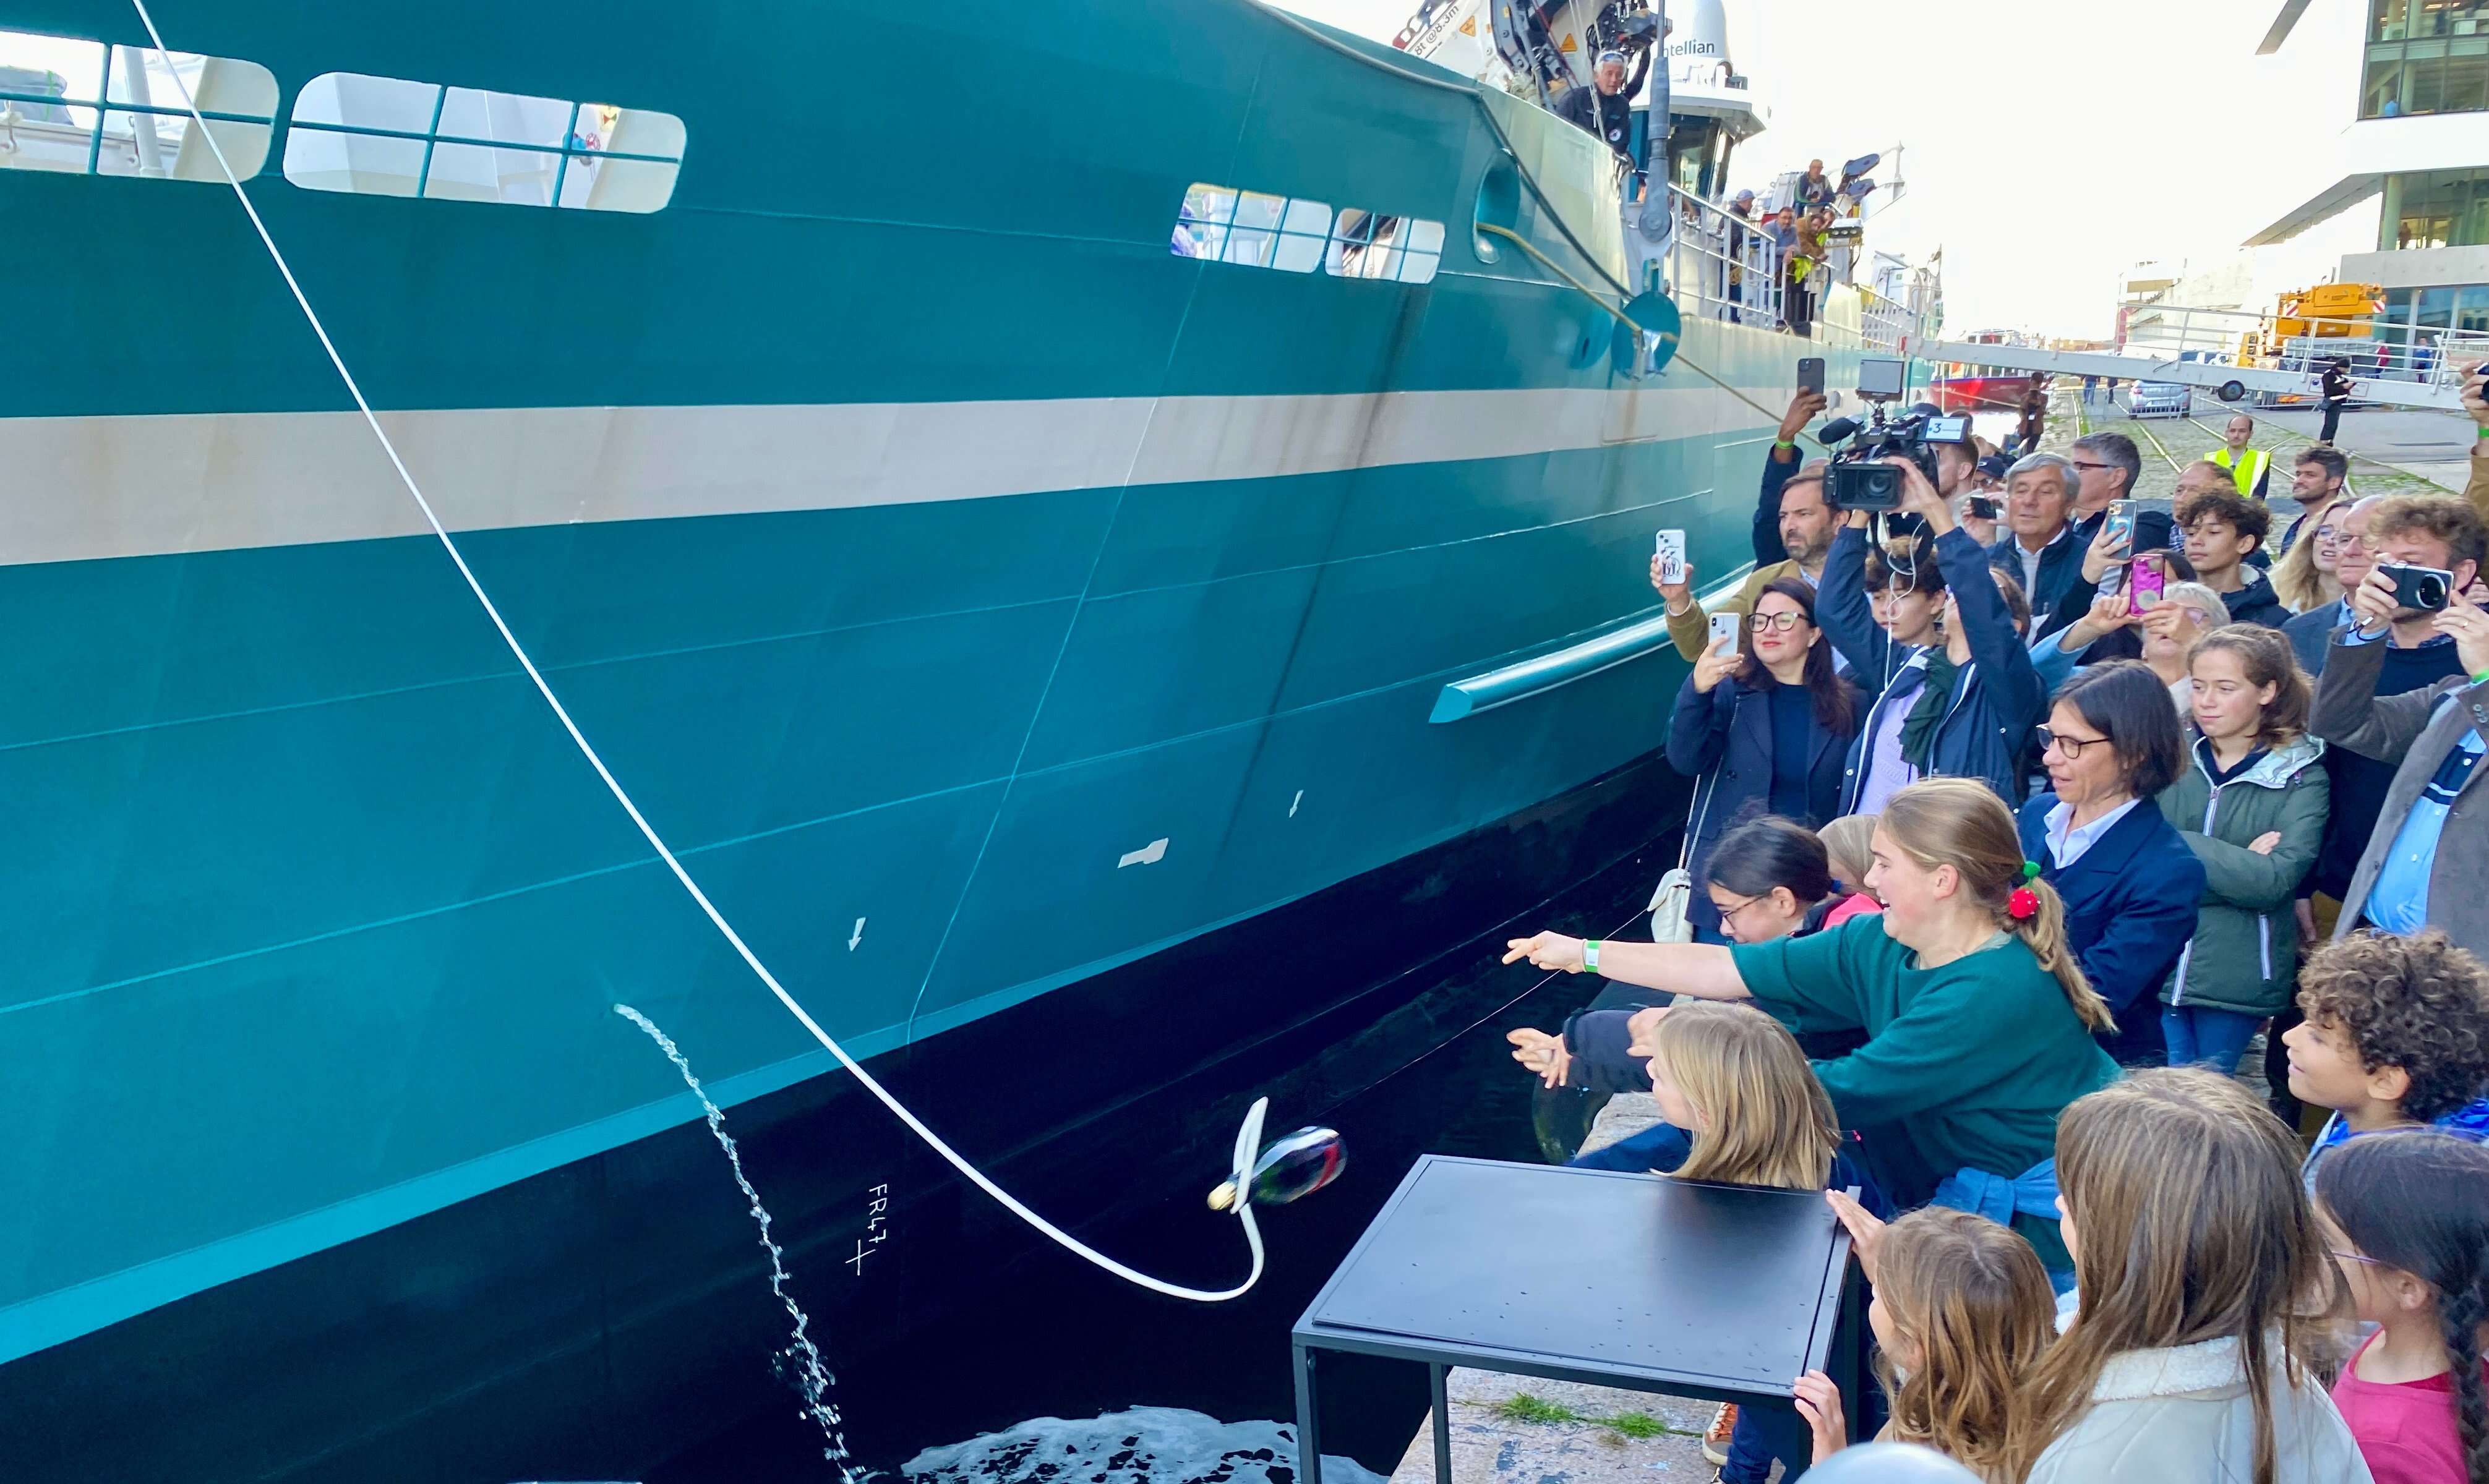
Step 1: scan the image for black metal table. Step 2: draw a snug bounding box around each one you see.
[1292,1154,1866,1484]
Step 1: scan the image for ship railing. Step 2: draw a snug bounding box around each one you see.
[1657,182,1784,331]
[1857,288,1916,354]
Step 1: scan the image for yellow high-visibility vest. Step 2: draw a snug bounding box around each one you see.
[2208,446,2269,497]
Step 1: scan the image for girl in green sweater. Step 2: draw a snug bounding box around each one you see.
[1506,777,2119,1266]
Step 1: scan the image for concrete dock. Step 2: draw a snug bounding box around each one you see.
[1386,1368,1731,1484]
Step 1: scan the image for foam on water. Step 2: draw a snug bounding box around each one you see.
[901,1408,1387,1484]
[614,1004,857,1484]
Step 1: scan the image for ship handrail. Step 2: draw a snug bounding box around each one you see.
[1429,563,1755,723]
[1658,182,1786,331]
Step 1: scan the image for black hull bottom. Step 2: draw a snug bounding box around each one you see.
[4,751,1688,1483]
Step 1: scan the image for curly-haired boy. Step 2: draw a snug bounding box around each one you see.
[2284,929,2489,1187]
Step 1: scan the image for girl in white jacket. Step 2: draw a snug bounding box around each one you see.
[2010,1069,2373,1484]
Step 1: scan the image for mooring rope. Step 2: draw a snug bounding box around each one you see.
[127,0,1267,1302]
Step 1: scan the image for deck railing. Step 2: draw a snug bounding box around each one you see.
[1657,183,1784,331]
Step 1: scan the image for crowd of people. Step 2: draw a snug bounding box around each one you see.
[1498,369,2489,1483]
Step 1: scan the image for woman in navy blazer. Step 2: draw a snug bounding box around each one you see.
[2015,660,2206,1065]
[1669,577,1870,942]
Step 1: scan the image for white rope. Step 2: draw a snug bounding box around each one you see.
[126,0,1265,1303]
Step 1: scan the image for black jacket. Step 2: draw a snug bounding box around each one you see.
[1986,526,2096,641]
[2320,365,2354,404]
[1665,672,1867,938]
[1553,64,1645,160]
[2219,571,2291,629]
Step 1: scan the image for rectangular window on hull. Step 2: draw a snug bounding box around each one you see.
[1172,182,1442,284]
[283,72,685,212]
[0,27,275,179]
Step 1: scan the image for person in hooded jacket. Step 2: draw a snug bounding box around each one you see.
[1816,459,2047,814]
[2178,487,2291,629]
[2156,626,2330,1075]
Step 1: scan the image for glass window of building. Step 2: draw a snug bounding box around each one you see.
[2363,3,2489,114]
[2456,285,2489,333]
[2392,167,2489,247]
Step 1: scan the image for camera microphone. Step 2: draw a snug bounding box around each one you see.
[1818,416,1862,443]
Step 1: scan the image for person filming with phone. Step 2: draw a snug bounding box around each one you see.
[1664,578,1869,943]
[2310,495,2489,953]
[1816,456,2047,813]
[1656,386,1836,662]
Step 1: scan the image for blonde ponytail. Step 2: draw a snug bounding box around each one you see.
[1882,779,2115,1033]
[2013,876,2113,1033]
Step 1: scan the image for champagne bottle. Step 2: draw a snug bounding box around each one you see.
[1207,1126,1345,1211]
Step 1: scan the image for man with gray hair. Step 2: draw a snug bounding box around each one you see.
[1986,451,2094,639]
[1554,49,1647,164]
[2067,431,2141,530]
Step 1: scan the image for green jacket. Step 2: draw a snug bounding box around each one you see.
[1733,916,2117,1267]
[2156,735,2329,1019]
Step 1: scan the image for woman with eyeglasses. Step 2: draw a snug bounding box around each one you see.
[2015,660,2206,1066]
[1506,816,1855,1104]
[2283,494,2376,676]
[2271,494,2346,616]
[1667,577,1867,943]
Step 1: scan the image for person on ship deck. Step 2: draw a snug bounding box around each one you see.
[1553,49,1648,167]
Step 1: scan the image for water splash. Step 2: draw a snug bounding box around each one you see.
[902,1407,1387,1484]
[614,1004,858,1483]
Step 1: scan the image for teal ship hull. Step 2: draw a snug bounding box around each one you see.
[0,0,1856,1475]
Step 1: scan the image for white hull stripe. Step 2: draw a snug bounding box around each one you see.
[0,384,1770,566]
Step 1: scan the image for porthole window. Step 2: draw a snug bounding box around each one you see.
[283,72,685,212]
[1172,182,1442,285]
[1172,182,1334,271]
[0,27,275,179]
[1329,211,1444,285]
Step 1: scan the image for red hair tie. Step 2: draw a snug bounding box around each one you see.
[2008,885,2040,921]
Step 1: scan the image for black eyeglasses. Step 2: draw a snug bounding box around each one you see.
[2068,460,2113,472]
[2036,726,2110,759]
[1750,610,1810,633]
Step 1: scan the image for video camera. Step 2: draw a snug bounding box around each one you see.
[1817,357,1971,511]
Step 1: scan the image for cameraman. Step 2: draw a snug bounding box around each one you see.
[1655,389,1834,661]
[2311,504,2489,952]
[1817,458,2049,812]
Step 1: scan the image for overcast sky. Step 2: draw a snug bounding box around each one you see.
[1269,0,2380,338]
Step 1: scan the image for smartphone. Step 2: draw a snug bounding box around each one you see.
[1796,357,1826,396]
[2104,500,2137,550]
[1708,612,1742,652]
[1857,357,1906,399]
[2380,560,2456,612]
[1966,495,2000,521]
[1656,529,1687,586]
[2127,557,2167,616]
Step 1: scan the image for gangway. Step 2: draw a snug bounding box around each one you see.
[1900,333,2469,412]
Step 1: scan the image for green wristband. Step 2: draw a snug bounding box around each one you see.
[1583,940,1602,973]
[2474,669,2489,687]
